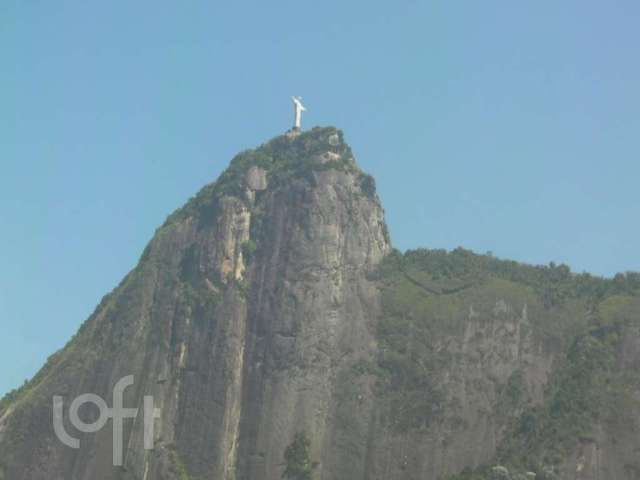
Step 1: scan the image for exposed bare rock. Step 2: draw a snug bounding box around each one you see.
[245,166,267,191]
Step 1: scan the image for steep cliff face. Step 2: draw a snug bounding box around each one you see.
[0,127,390,480]
[1,127,639,480]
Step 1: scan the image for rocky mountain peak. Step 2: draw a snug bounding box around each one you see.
[2,127,639,480]
[149,126,390,286]
[0,126,391,480]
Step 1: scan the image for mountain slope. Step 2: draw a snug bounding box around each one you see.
[0,127,390,480]
[1,127,639,480]
[369,249,640,480]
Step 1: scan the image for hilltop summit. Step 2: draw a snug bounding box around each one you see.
[1,128,639,480]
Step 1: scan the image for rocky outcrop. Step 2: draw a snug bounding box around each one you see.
[0,127,390,480]
[0,127,638,480]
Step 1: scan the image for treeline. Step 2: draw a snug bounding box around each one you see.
[377,247,640,307]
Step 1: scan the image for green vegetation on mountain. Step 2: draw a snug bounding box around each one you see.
[366,247,640,479]
[282,432,318,480]
[162,127,362,229]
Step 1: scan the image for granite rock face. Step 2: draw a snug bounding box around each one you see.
[1,127,639,480]
[0,127,390,480]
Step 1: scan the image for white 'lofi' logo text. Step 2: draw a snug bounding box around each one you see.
[53,375,160,466]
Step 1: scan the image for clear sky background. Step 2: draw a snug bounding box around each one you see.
[1,1,639,396]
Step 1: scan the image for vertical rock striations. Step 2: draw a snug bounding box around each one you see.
[0,127,390,480]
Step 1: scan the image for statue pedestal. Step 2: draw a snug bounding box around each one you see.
[285,127,301,138]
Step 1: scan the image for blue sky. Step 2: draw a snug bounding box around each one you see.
[1,1,639,396]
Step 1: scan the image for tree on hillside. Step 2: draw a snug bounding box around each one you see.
[282,431,318,480]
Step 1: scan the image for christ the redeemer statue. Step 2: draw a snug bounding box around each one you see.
[292,96,306,130]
